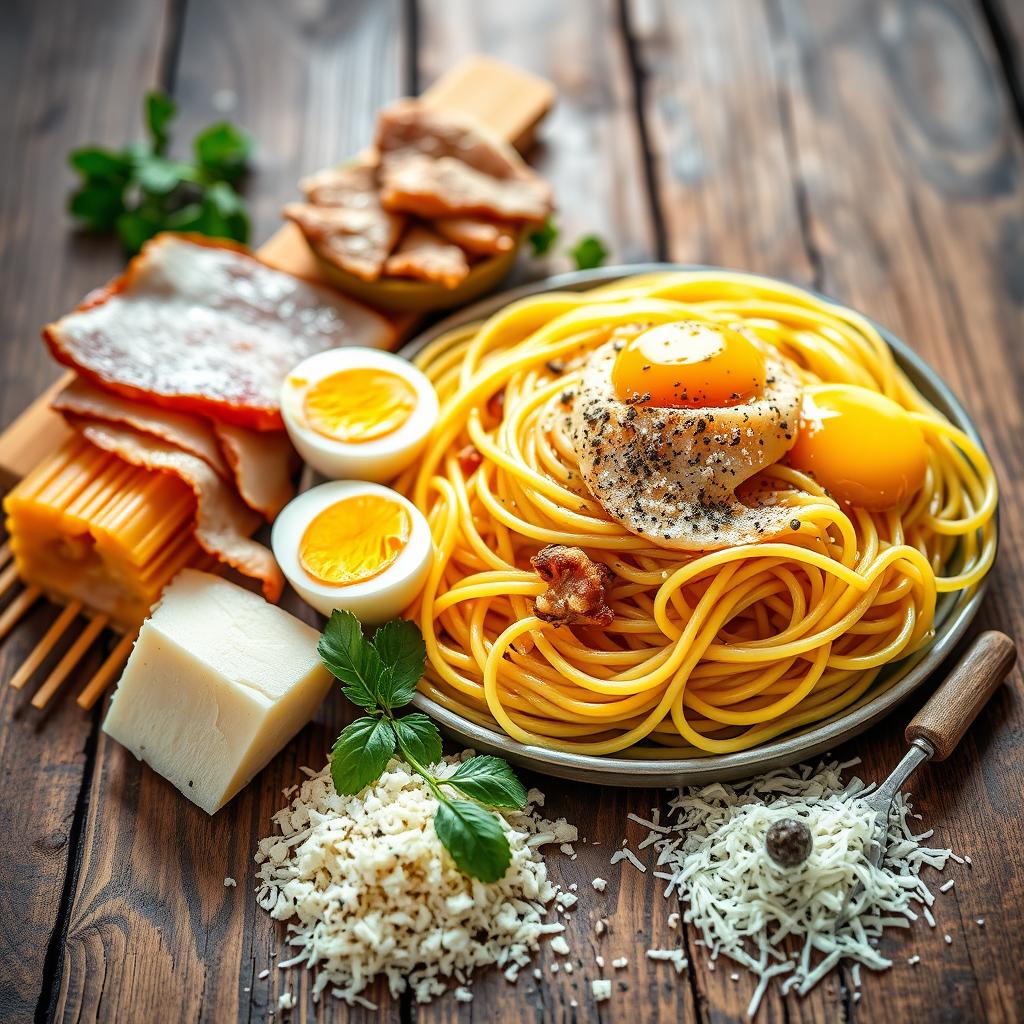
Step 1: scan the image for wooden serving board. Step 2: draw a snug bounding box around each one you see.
[0,55,554,490]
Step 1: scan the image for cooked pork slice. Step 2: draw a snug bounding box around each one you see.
[433,216,518,255]
[299,161,380,207]
[381,154,551,223]
[384,225,470,289]
[283,202,403,282]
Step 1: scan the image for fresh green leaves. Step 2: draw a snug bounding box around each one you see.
[527,217,559,257]
[435,800,512,883]
[320,613,528,883]
[569,234,609,270]
[68,90,253,254]
[527,215,609,270]
[331,717,396,795]
[448,755,528,809]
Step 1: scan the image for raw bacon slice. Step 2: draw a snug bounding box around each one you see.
[381,153,551,223]
[213,422,298,522]
[384,225,470,289]
[433,216,518,255]
[282,202,403,282]
[43,234,396,431]
[51,376,231,479]
[66,416,284,602]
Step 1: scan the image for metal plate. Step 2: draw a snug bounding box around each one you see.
[402,264,994,787]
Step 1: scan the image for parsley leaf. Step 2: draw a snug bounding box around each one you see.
[330,717,396,795]
[318,609,385,711]
[446,755,528,809]
[434,800,513,883]
[527,216,559,257]
[372,618,425,709]
[393,712,443,767]
[67,91,252,254]
[569,234,609,270]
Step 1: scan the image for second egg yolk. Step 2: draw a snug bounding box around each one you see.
[303,368,417,443]
[788,385,928,509]
[611,321,766,409]
[300,494,411,586]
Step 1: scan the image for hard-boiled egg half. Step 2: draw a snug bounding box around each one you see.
[281,348,439,482]
[271,481,432,624]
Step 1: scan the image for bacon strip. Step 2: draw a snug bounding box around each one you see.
[531,545,615,628]
[213,422,297,522]
[384,225,470,289]
[51,376,231,479]
[43,234,396,431]
[433,216,518,255]
[67,416,284,602]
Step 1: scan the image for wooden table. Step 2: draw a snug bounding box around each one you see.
[2,1,1023,1021]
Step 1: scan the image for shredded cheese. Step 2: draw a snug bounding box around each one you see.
[255,757,577,1005]
[643,759,955,1016]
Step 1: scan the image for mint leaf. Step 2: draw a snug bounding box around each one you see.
[195,121,252,183]
[393,712,442,768]
[527,217,559,257]
[135,154,193,196]
[145,91,176,156]
[194,182,250,244]
[115,207,163,255]
[569,234,609,270]
[372,619,425,709]
[330,717,395,795]
[447,755,527,809]
[434,800,512,882]
[69,147,131,182]
[318,610,385,711]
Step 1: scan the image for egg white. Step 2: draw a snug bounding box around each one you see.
[271,480,433,625]
[281,347,439,482]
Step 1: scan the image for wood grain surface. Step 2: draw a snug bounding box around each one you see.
[1,1,1022,1023]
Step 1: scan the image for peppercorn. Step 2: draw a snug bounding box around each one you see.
[765,817,813,868]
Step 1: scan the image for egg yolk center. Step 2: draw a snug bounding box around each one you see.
[611,321,766,409]
[788,385,928,509]
[300,494,411,586]
[303,368,417,443]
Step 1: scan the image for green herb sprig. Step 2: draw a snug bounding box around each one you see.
[319,610,528,883]
[528,216,609,270]
[68,91,253,255]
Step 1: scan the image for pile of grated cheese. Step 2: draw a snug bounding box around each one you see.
[645,759,956,1017]
[255,756,577,1007]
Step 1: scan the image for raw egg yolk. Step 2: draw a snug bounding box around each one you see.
[302,368,417,443]
[611,321,766,409]
[788,385,928,509]
[300,494,411,586]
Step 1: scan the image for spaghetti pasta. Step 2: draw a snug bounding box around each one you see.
[396,271,997,757]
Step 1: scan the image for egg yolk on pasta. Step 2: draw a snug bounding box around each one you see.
[611,321,766,409]
[299,494,411,586]
[302,368,417,443]
[788,385,927,509]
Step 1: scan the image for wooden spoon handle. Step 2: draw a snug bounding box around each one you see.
[906,631,1016,760]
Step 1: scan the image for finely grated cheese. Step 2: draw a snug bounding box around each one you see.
[255,756,577,1005]
[643,759,956,1016]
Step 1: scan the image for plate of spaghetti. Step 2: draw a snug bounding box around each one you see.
[394,265,997,785]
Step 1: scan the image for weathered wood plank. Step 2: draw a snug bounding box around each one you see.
[51,3,406,1023]
[768,0,1024,1021]
[0,2,174,1020]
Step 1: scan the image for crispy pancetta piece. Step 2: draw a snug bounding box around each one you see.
[67,416,284,602]
[213,422,298,522]
[43,234,395,431]
[531,545,615,628]
[286,161,405,281]
[51,376,231,479]
[381,153,551,223]
[384,224,470,289]
[433,216,518,255]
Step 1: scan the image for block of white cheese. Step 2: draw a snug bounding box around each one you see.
[103,569,332,814]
